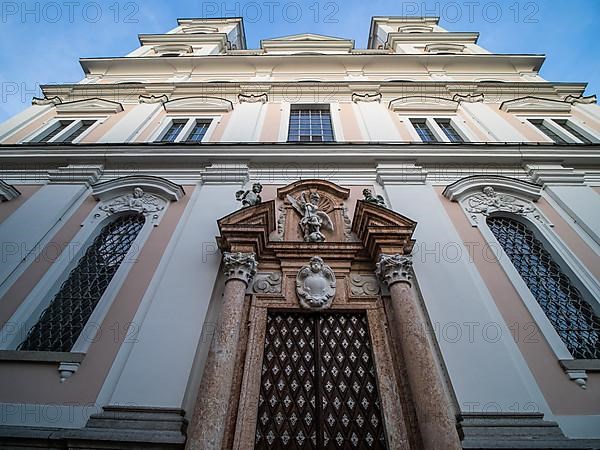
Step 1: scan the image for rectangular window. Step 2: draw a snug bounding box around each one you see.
[185,119,212,142]
[288,106,334,142]
[159,120,187,142]
[410,119,438,143]
[553,119,592,144]
[60,120,96,143]
[36,120,74,143]
[528,119,567,144]
[435,119,464,143]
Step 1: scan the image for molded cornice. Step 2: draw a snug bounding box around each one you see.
[500,96,572,114]
[442,175,542,202]
[92,175,185,202]
[55,98,124,114]
[163,96,233,112]
[389,96,459,112]
[0,180,21,201]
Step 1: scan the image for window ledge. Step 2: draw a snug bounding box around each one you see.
[0,350,85,363]
[559,359,600,371]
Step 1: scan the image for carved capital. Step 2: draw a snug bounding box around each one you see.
[223,252,257,285]
[376,254,413,287]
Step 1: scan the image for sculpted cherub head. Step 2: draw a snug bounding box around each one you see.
[133,187,144,198]
[483,186,496,197]
[309,256,324,273]
[309,192,320,206]
[252,182,263,193]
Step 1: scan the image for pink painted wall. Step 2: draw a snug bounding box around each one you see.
[133,109,165,142]
[78,106,134,143]
[457,109,490,142]
[492,104,548,142]
[388,111,413,141]
[572,107,600,131]
[0,187,194,405]
[0,185,42,225]
[259,103,283,142]
[339,103,364,141]
[3,110,56,144]
[437,187,600,414]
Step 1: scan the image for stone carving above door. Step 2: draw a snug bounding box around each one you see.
[296,256,336,309]
[277,179,351,242]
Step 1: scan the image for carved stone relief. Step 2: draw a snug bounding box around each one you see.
[349,274,381,296]
[250,272,282,294]
[97,187,166,222]
[296,257,336,309]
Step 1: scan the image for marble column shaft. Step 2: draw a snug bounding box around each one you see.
[377,254,461,450]
[186,252,257,450]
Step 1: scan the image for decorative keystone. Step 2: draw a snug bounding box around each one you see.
[223,252,257,285]
[376,254,413,287]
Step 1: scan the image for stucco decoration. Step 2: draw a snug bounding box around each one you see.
[352,92,382,103]
[238,93,268,104]
[349,274,380,296]
[376,254,413,287]
[32,96,62,106]
[362,188,386,207]
[236,182,263,207]
[453,93,485,103]
[287,191,334,242]
[0,180,21,201]
[99,187,165,217]
[296,256,336,309]
[139,94,169,104]
[251,272,282,294]
[223,252,257,285]
[564,94,597,105]
[465,186,535,217]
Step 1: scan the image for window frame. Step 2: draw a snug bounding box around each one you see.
[151,116,218,143]
[281,103,340,143]
[25,117,103,144]
[525,117,599,144]
[0,192,169,354]
[406,115,472,143]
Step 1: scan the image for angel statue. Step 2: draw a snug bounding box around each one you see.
[287,191,334,242]
[235,182,263,208]
[362,188,386,207]
[467,186,535,216]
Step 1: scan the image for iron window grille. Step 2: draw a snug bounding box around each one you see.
[487,216,600,359]
[18,213,146,352]
[288,107,335,142]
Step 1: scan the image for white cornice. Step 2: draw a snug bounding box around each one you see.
[55,98,124,114]
[47,164,104,185]
[525,164,585,185]
[443,175,542,202]
[500,96,572,114]
[163,96,233,112]
[92,175,185,201]
[388,32,479,45]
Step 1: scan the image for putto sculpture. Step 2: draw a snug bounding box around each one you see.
[466,186,535,216]
[362,188,386,207]
[287,191,334,242]
[296,256,336,309]
[235,182,263,207]
[99,187,164,216]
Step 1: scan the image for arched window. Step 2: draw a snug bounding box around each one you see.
[18,213,146,352]
[487,216,600,359]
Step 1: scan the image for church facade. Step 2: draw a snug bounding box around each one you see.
[0,16,599,449]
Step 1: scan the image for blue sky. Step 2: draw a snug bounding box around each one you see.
[1,0,598,122]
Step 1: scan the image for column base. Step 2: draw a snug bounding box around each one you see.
[458,412,600,449]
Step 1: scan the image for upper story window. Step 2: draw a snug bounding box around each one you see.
[288,105,334,142]
[410,119,438,143]
[30,119,98,144]
[527,118,597,144]
[156,118,213,143]
[435,119,464,143]
[487,216,600,359]
[18,213,146,352]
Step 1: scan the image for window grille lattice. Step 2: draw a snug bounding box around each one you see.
[18,213,145,352]
[487,216,600,359]
[255,311,387,449]
[288,108,334,142]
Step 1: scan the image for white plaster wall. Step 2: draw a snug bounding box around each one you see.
[0,184,88,295]
[103,183,239,408]
[461,103,526,142]
[98,104,162,143]
[354,102,402,141]
[220,103,265,142]
[545,185,600,247]
[385,184,551,415]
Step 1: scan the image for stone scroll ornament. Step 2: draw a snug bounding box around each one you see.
[296,257,336,309]
[466,186,535,217]
[99,187,164,216]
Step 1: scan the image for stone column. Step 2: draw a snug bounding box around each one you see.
[186,252,257,450]
[376,254,461,450]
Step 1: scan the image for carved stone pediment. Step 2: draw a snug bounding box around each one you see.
[296,257,336,309]
[99,187,165,217]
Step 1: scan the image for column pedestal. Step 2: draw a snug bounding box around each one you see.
[186,252,257,450]
[377,254,461,450]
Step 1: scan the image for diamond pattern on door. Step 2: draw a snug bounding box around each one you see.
[255,311,387,449]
